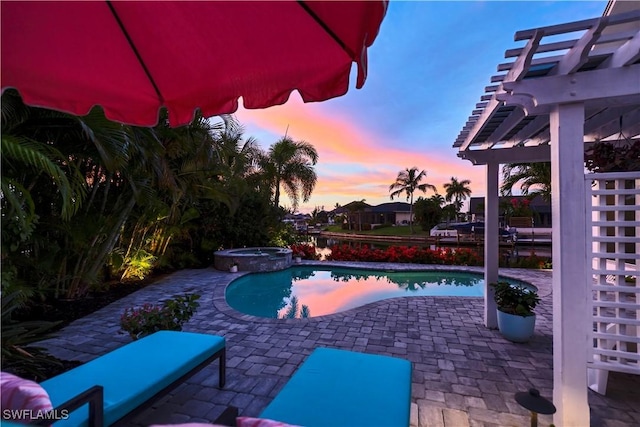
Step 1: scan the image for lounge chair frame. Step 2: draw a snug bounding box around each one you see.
[33,346,225,427]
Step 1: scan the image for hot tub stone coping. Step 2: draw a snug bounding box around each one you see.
[213,247,293,272]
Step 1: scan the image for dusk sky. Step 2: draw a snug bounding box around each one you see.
[234,1,607,213]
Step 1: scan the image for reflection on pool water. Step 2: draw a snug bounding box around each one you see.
[224,267,529,318]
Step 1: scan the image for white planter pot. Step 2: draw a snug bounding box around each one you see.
[229,265,238,273]
[294,257,302,263]
[497,309,536,343]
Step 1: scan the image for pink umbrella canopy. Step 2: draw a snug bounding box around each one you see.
[1,1,387,127]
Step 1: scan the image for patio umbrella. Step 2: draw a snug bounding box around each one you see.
[1,1,387,127]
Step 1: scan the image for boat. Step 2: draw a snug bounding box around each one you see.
[430,222,516,241]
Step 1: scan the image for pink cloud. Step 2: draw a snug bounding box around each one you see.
[236,98,486,212]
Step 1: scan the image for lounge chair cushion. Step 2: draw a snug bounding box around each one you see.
[260,347,412,427]
[41,331,225,427]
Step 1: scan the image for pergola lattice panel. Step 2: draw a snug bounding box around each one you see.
[589,172,640,376]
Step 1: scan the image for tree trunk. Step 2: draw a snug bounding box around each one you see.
[274,177,281,207]
[409,193,414,234]
[82,196,137,291]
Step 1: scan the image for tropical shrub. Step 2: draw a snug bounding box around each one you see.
[119,293,201,340]
[413,196,443,231]
[290,243,319,260]
[326,244,483,266]
[513,251,548,269]
[120,249,157,281]
[508,198,532,217]
[499,250,551,269]
[268,222,302,248]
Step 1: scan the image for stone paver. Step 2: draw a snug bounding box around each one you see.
[37,262,640,426]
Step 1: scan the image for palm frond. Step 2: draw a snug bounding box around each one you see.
[1,135,85,219]
[0,178,37,239]
[500,162,551,201]
[1,90,32,133]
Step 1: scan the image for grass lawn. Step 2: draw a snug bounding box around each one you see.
[324,224,431,237]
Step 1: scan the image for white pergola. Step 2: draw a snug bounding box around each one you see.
[453,1,639,425]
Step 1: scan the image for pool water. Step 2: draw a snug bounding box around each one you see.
[224,267,529,318]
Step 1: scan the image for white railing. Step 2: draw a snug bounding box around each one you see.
[586,172,640,394]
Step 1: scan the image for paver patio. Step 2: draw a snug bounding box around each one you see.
[38,262,640,427]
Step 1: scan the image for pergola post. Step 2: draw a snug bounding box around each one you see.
[550,102,590,426]
[484,162,500,328]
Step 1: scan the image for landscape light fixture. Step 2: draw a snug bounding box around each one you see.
[515,388,557,427]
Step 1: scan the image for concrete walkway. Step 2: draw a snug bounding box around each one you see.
[38,263,640,427]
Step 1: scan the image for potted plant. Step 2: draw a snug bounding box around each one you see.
[229,260,238,273]
[293,251,303,263]
[491,281,540,343]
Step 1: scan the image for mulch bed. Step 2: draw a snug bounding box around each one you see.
[10,274,172,381]
[17,281,148,326]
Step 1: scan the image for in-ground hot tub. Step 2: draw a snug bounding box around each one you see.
[214,247,293,272]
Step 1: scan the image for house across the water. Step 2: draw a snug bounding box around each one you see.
[468,195,552,228]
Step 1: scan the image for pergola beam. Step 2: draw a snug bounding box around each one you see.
[515,8,640,40]
[555,17,608,75]
[603,30,640,67]
[459,98,502,151]
[505,39,575,58]
[505,115,549,146]
[497,55,563,72]
[585,106,640,136]
[485,108,526,144]
[504,30,543,81]
[516,16,598,40]
[457,145,551,165]
[500,64,640,107]
[506,29,639,58]
[585,107,640,141]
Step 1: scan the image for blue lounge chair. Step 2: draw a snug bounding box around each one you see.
[260,347,412,427]
[40,331,226,427]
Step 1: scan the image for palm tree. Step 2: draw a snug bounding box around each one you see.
[500,162,551,201]
[210,118,262,214]
[1,90,142,299]
[389,167,436,234]
[430,193,445,207]
[123,112,232,269]
[260,136,318,210]
[443,177,472,221]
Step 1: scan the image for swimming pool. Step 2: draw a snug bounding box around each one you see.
[224,266,531,318]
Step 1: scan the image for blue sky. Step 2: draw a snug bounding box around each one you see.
[235,1,607,213]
